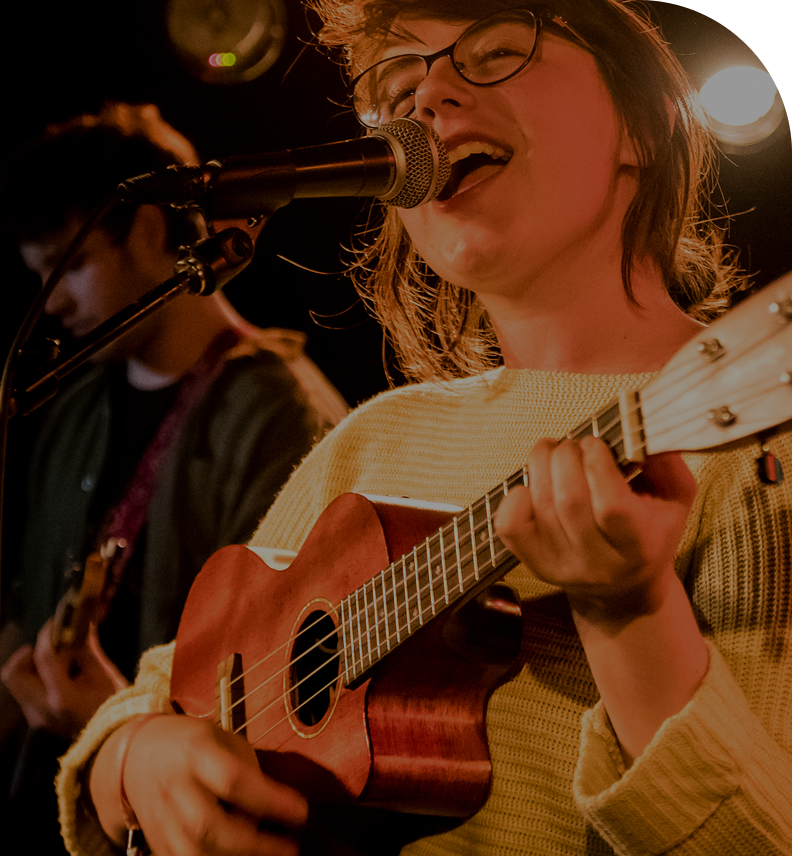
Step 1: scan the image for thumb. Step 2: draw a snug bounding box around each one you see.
[76,624,127,690]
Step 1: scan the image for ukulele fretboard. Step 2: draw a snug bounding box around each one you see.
[338,398,630,683]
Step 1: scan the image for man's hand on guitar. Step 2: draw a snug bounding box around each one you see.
[0,618,127,739]
[91,714,308,856]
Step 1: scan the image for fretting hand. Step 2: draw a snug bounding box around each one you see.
[0,618,127,739]
[495,436,707,764]
[495,436,697,620]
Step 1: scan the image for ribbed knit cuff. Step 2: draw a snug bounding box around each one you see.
[573,641,756,856]
[56,644,176,856]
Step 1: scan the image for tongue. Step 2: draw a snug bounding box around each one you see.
[438,153,505,201]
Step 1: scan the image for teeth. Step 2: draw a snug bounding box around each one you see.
[448,141,511,164]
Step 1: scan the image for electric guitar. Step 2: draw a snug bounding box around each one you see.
[51,538,122,655]
[7,539,123,802]
[171,275,792,826]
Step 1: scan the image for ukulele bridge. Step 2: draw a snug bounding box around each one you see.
[216,652,246,736]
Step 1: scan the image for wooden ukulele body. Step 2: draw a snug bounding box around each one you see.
[171,492,522,818]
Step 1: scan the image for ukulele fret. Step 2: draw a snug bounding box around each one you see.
[401,556,412,635]
[471,498,495,578]
[353,588,365,674]
[438,528,450,605]
[339,597,351,684]
[484,494,496,567]
[360,585,372,672]
[567,402,625,457]
[391,563,401,646]
[379,568,391,652]
[362,579,374,668]
[413,546,424,626]
[425,538,436,616]
[468,507,479,582]
[452,517,464,597]
[370,575,383,658]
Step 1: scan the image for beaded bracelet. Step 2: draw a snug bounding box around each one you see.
[118,713,162,856]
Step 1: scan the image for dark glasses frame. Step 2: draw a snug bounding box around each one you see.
[350,7,585,128]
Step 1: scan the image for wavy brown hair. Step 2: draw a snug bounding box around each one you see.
[311,0,748,382]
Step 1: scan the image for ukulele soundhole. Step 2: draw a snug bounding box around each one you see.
[288,608,340,728]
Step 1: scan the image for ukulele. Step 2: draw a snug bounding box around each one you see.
[171,276,792,822]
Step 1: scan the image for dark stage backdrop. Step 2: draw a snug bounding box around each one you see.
[2,0,791,408]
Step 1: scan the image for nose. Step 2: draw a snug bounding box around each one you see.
[413,56,476,124]
[43,275,77,318]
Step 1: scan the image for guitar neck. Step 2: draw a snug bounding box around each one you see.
[338,396,639,684]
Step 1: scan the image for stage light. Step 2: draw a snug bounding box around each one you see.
[698,65,786,151]
[700,67,776,125]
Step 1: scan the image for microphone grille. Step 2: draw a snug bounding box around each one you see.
[374,119,450,209]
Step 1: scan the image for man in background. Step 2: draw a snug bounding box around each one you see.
[0,102,347,850]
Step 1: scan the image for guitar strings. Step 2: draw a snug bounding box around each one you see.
[217,470,525,714]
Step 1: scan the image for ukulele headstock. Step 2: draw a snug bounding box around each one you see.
[640,272,792,455]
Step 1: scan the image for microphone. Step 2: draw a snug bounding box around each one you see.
[119,118,450,216]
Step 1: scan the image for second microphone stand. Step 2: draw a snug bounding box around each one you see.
[10,224,261,419]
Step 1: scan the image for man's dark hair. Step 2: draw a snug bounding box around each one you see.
[0,102,202,252]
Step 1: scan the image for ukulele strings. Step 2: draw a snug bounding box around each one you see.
[224,488,520,742]
[207,309,788,737]
[211,407,627,729]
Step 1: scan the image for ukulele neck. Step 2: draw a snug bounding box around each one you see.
[337,395,641,684]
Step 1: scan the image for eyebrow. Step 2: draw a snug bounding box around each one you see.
[367,21,433,65]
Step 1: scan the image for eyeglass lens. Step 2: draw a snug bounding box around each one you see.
[353,10,540,128]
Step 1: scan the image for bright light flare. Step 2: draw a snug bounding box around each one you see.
[699,66,777,126]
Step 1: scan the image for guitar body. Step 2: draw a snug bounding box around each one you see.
[171,492,522,817]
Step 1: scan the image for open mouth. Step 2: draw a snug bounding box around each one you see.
[437,141,512,201]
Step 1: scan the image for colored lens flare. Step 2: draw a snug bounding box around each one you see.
[208,52,237,68]
[699,66,778,127]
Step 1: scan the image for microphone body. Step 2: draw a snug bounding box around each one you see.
[119,119,450,215]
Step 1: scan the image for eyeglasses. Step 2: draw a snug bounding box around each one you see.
[351,8,580,128]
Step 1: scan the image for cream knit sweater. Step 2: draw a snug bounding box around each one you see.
[57,367,792,856]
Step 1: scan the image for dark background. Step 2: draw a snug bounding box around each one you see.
[2,0,791,408]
